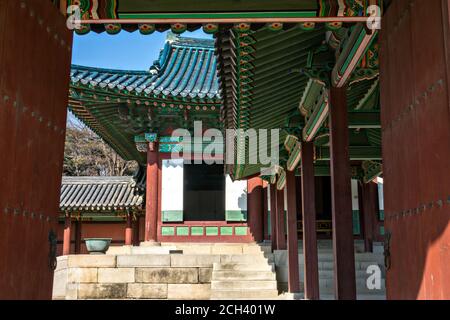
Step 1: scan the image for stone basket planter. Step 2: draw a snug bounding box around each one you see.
[84,238,112,254]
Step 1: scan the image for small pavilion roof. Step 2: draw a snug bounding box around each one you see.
[70,36,220,100]
[60,176,144,212]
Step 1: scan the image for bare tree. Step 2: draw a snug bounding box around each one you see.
[63,114,138,176]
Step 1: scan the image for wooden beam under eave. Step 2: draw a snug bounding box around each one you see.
[316,146,382,161]
[332,24,378,88]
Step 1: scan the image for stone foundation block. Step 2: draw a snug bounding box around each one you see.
[135,268,198,284]
[117,254,170,267]
[167,284,211,300]
[211,245,243,255]
[78,283,127,299]
[68,268,98,283]
[66,283,79,300]
[127,283,168,299]
[171,254,220,267]
[98,268,135,283]
[199,268,213,283]
[68,255,116,268]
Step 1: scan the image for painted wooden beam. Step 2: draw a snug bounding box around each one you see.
[348,112,381,129]
[316,146,382,161]
[332,24,378,88]
[286,170,300,293]
[329,86,356,300]
[302,88,329,142]
[300,141,320,300]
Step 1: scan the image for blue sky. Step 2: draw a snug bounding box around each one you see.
[68,29,212,125]
[71,29,212,70]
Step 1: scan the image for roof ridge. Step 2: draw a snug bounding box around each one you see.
[62,176,135,184]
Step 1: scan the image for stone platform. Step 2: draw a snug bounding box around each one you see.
[53,241,386,300]
[52,243,274,300]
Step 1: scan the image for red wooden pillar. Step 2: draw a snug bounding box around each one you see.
[359,181,378,253]
[247,177,264,242]
[275,188,287,250]
[329,85,356,300]
[74,220,82,254]
[301,141,320,300]
[63,213,71,256]
[262,184,270,241]
[286,170,300,293]
[125,212,133,246]
[145,142,159,242]
[133,216,140,246]
[269,184,278,251]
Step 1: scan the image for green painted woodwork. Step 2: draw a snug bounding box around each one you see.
[287,142,302,171]
[284,135,299,153]
[220,226,233,236]
[316,146,382,161]
[119,12,318,20]
[379,226,385,236]
[299,79,326,116]
[145,133,158,142]
[162,211,183,222]
[234,227,248,236]
[161,226,175,236]
[362,160,383,183]
[176,226,189,236]
[303,90,329,142]
[225,210,247,222]
[353,210,361,235]
[206,227,219,236]
[379,210,385,222]
[191,226,204,236]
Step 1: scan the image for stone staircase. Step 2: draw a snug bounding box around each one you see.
[210,246,279,300]
[274,240,386,300]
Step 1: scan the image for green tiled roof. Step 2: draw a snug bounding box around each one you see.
[70,36,220,101]
[68,35,222,163]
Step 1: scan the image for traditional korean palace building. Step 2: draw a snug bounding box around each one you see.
[1,0,449,300]
[63,34,384,249]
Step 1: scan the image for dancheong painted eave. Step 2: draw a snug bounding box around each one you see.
[70,35,221,101]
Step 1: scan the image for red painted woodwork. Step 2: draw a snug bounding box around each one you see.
[269,184,278,251]
[262,184,269,240]
[329,85,356,300]
[0,0,72,299]
[300,141,320,300]
[247,177,264,242]
[145,147,159,242]
[286,170,300,293]
[63,215,71,256]
[380,0,450,299]
[75,221,82,254]
[133,216,141,246]
[275,188,287,250]
[125,213,133,245]
[359,181,378,253]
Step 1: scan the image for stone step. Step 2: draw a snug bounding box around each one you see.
[305,278,386,292]
[220,254,273,264]
[212,270,276,281]
[211,280,278,290]
[211,289,279,300]
[213,262,274,272]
